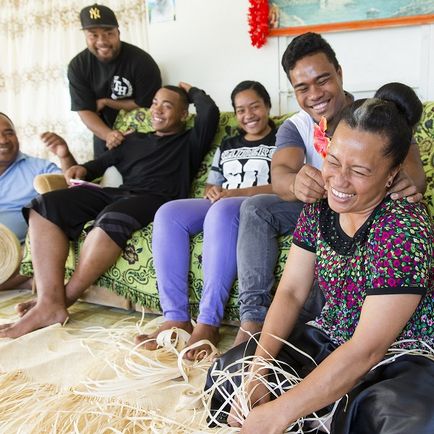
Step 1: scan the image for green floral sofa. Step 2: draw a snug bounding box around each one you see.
[21,102,434,321]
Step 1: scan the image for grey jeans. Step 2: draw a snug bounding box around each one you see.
[236,194,324,324]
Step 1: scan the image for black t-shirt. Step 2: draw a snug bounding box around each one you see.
[67,41,162,129]
[82,87,220,200]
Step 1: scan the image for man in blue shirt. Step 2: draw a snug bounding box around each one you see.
[0,112,76,288]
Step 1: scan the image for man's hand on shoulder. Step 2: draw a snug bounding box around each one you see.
[294,164,326,203]
[105,129,134,150]
[389,169,423,203]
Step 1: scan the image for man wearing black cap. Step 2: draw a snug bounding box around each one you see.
[68,3,162,157]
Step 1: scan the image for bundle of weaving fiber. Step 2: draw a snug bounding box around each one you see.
[0,224,20,285]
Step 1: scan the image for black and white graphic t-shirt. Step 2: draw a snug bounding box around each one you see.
[207,129,276,189]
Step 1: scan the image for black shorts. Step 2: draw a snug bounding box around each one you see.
[24,186,167,248]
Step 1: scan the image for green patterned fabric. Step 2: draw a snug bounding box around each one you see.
[20,103,434,321]
[414,102,434,217]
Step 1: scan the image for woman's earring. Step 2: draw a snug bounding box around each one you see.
[386,180,393,188]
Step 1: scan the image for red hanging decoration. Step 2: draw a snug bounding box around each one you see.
[248,0,269,48]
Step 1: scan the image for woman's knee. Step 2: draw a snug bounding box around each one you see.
[154,201,181,227]
[204,197,243,229]
[154,199,210,236]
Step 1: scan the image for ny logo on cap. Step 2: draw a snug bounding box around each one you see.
[89,7,101,20]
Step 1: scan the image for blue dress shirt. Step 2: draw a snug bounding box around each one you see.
[0,152,61,242]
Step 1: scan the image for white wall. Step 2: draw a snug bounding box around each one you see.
[147,0,281,113]
[147,0,434,115]
[279,23,434,113]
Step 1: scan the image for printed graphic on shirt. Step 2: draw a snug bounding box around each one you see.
[220,145,275,189]
[111,76,133,99]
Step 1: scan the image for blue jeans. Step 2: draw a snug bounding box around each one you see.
[152,197,246,326]
[236,194,304,324]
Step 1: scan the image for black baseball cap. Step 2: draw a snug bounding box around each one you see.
[80,4,119,29]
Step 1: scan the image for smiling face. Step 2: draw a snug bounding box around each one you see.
[289,52,347,132]
[322,121,398,219]
[150,88,188,136]
[0,115,19,175]
[233,89,271,140]
[84,27,121,62]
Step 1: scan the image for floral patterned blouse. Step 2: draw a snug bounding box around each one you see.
[292,197,433,350]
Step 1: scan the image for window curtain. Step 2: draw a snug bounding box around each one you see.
[0,0,149,164]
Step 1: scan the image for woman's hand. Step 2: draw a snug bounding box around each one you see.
[228,362,272,426]
[204,185,222,202]
[204,185,234,203]
[240,401,288,434]
[228,378,271,427]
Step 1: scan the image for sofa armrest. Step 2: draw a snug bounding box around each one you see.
[33,173,68,194]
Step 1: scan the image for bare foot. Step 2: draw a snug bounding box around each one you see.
[184,323,220,361]
[0,302,69,339]
[232,321,263,347]
[16,296,75,317]
[135,320,193,350]
[16,299,37,317]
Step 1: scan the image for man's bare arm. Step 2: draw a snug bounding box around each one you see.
[96,98,139,113]
[78,110,113,141]
[271,147,305,201]
[41,132,77,172]
[78,110,129,150]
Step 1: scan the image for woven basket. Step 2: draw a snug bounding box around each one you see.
[0,224,21,285]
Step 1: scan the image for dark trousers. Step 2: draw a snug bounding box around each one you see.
[205,323,434,433]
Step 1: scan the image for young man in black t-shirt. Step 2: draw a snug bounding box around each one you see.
[0,83,219,339]
[68,4,162,157]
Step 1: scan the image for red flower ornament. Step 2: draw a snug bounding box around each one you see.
[314,116,330,158]
[248,0,269,48]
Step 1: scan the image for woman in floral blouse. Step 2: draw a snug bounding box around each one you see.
[205,82,433,434]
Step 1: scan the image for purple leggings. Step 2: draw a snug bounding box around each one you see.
[152,197,246,326]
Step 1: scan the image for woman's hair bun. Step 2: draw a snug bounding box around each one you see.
[374,82,422,128]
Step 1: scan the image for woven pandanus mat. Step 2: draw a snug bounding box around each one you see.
[0,224,20,285]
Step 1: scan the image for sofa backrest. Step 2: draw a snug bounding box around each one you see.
[114,102,434,215]
[114,108,292,197]
[414,102,434,217]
